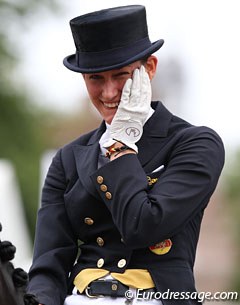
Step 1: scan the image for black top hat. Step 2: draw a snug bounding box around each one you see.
[63,5,164,73]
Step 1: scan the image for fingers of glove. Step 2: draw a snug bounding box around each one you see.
[120,78,132,107]
[130,68,141,107]
[112,78,132,125]
[139,65,152,108]
[140,65,151,97]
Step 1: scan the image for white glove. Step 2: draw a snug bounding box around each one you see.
[103,65,152,152]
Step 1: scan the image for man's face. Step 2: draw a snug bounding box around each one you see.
[82,61,141,124]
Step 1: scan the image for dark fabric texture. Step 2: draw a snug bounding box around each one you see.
[27,102,225,305]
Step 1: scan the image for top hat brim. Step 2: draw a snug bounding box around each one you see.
[63,39,164,73]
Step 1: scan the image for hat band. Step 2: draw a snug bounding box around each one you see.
[76,37,151,69]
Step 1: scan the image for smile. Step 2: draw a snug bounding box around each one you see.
[103,102,119,108]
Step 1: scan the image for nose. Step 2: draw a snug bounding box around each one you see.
[101,80,118,101]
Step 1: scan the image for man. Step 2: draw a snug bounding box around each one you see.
[26,5,225,305]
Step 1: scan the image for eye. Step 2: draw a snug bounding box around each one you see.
[89,74,103,80]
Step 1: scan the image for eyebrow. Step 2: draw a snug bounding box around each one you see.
[88,70,131,79]
[113,71,130,77]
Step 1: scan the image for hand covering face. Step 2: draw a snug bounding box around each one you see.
[103,65,152,152]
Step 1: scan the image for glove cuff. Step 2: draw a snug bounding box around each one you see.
[103,138,138,153]
[121,142,138,153]
[102,138,117,149]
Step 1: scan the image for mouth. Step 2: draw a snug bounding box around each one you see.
[103,102,119,109]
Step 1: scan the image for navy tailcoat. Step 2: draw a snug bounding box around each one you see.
[27,102,225,305]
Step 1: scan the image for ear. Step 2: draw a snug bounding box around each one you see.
[144,55,158,80]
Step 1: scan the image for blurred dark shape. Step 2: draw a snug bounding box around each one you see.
[23,294,39,305]
[0,222,29,305]
[0,241,16,262]
[13,268,28,288]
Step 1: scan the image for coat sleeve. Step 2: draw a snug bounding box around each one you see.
[90,126,225,249]
[27,149,78,305]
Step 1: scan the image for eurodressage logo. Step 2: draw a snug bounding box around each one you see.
[125,127,140,138]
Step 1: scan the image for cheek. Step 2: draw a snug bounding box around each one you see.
[85,83,100,100]
[119,78,128,88]
[116,78,129,92]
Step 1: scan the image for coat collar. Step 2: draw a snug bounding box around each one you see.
[142,101,172,137]
[88,101,172,145]
[137,102,172,169]
[72,102,172,196]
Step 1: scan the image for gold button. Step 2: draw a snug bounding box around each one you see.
[105,192,112,200]
[84,217,94,225]
[117,259,126,268]
[97,258,104,268]
[100,184,107,192]
[96,237,104,247]
[97,176,104,184]
[112,283,118,291]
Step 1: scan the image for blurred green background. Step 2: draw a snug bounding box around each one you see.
[0,0,101,238]
[0,0,239,302]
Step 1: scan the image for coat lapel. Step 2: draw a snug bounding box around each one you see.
[72,122,106,198]
[72,102,172,195]
[137,102,172,172]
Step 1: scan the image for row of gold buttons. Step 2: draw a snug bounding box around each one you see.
[84,218,105,246]
[97,176,112,200]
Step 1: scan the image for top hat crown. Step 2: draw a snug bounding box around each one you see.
[63,5,164,73]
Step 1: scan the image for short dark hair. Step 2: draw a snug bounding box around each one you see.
[140,56,149,65]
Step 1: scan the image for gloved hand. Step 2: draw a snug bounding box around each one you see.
[103,65,152,152]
